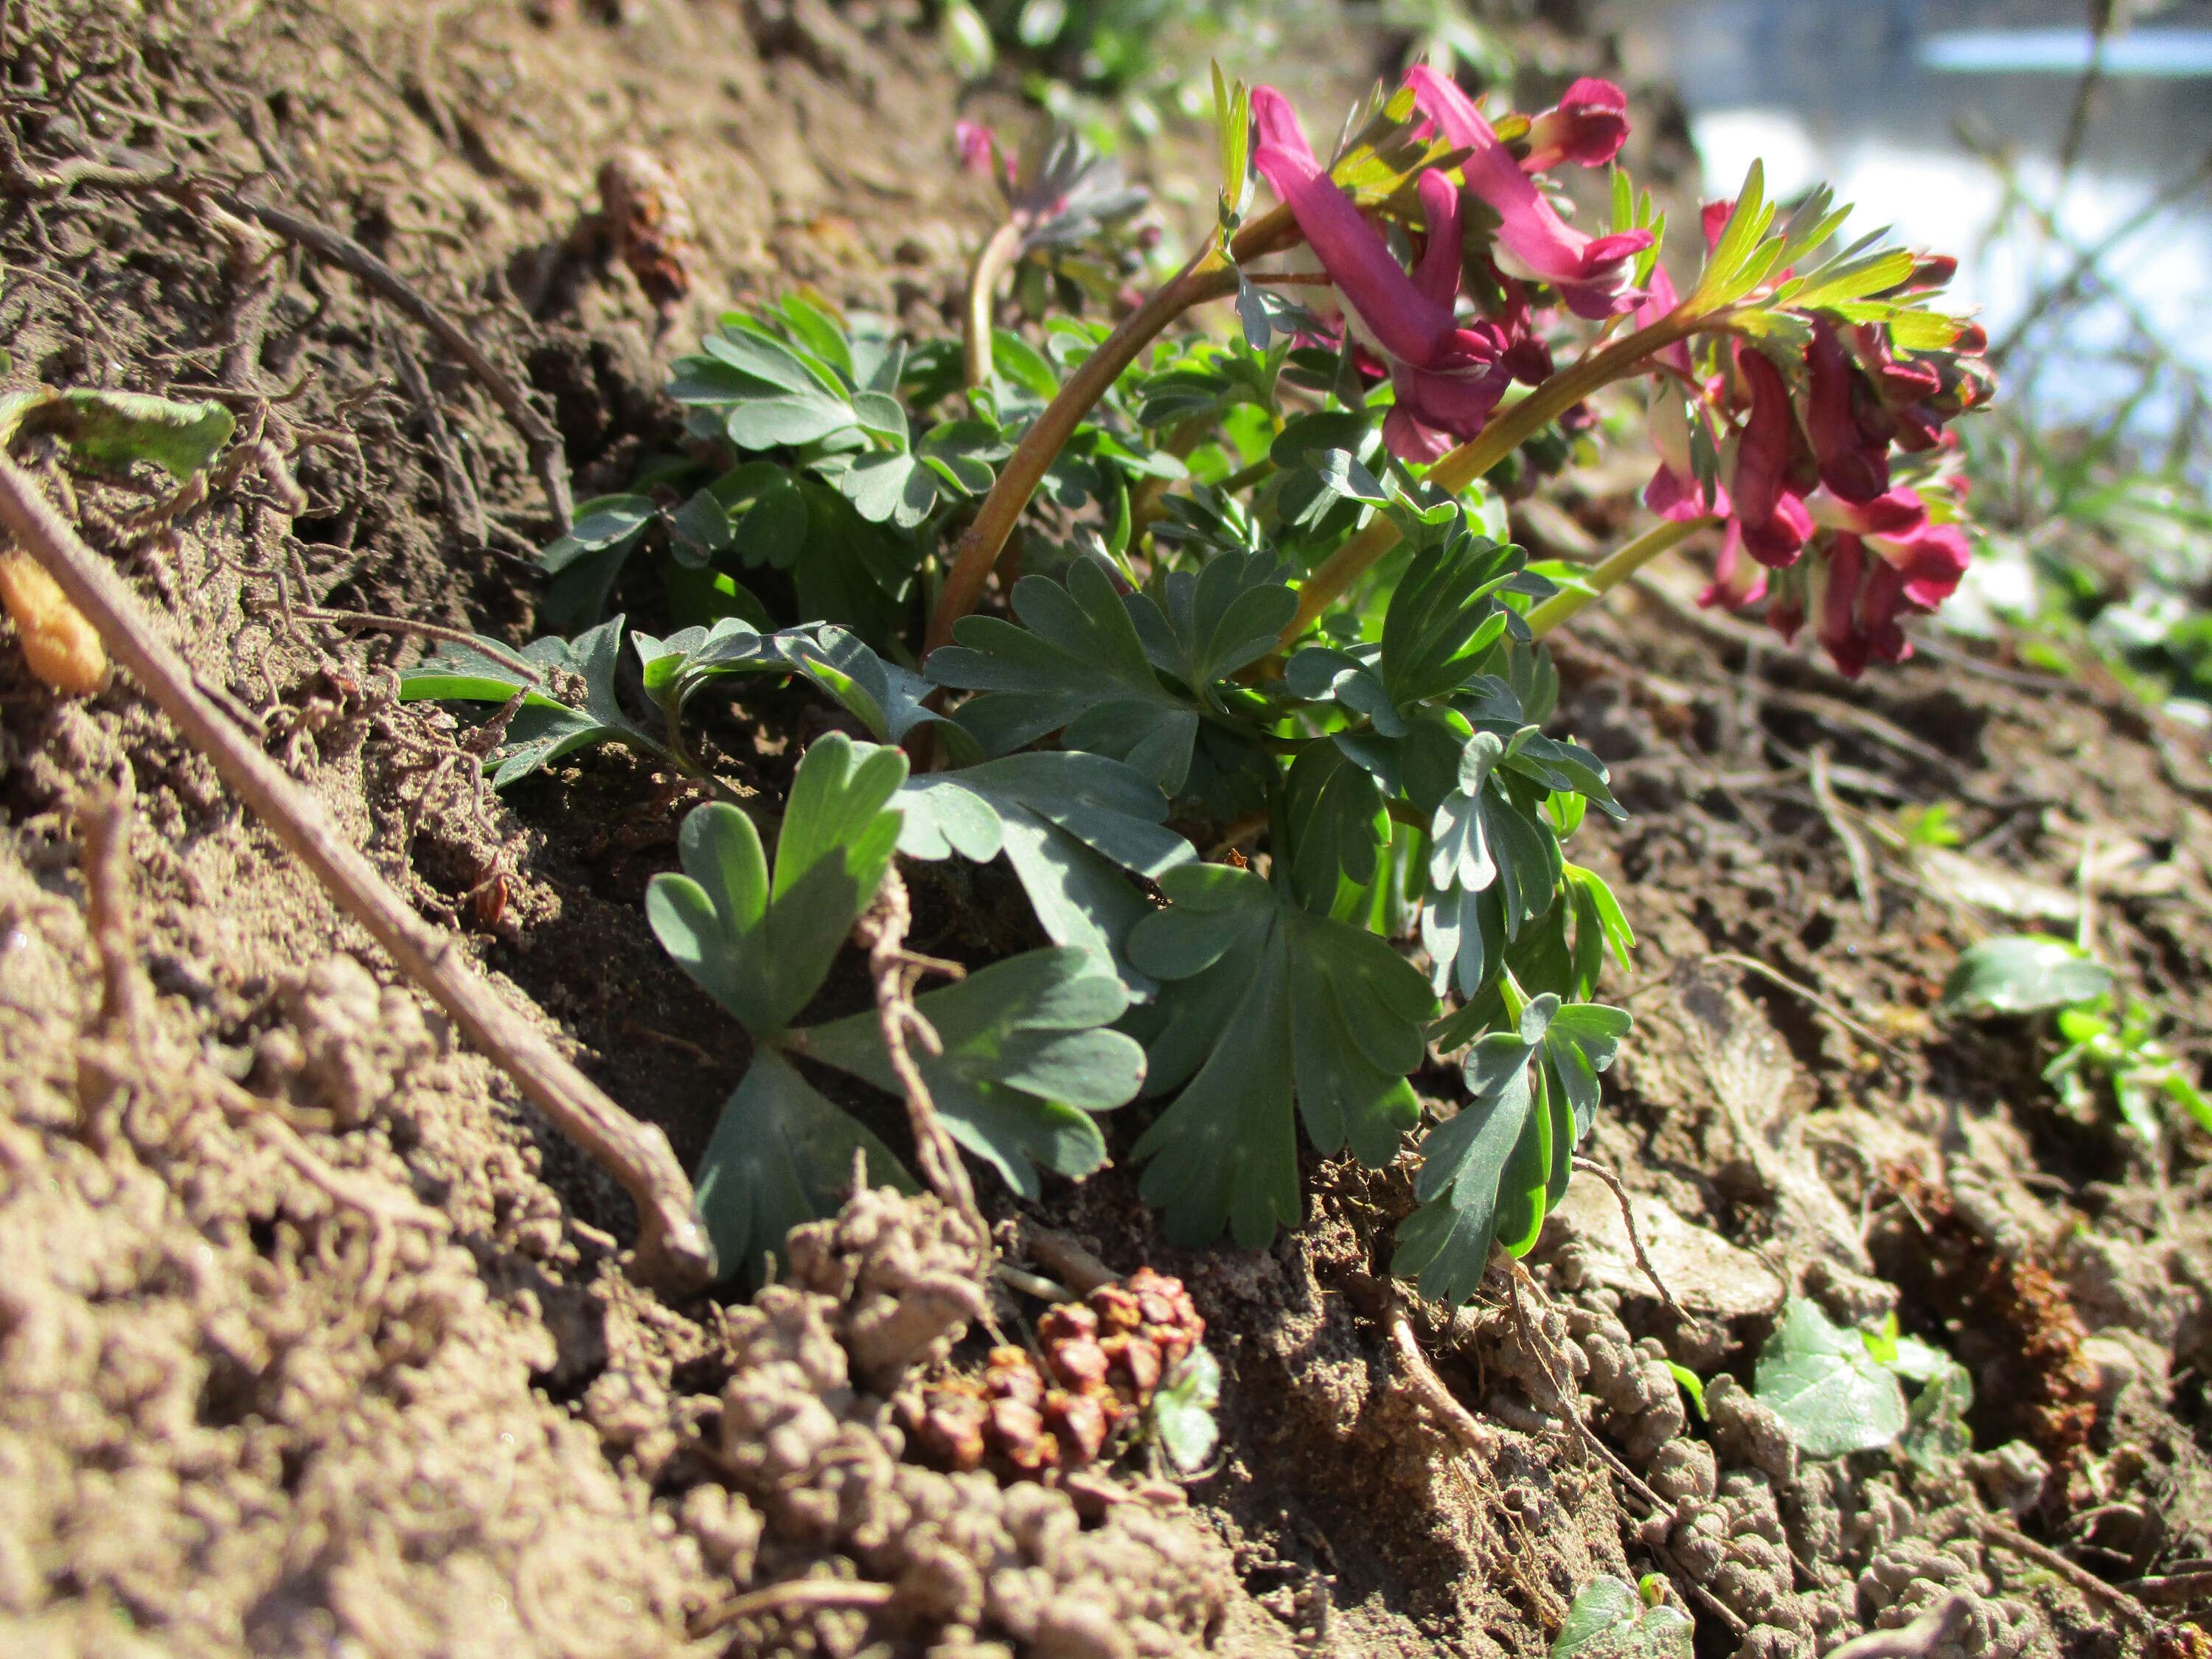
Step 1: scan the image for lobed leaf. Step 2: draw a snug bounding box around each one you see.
[1126,863,1436,1248]
[798,947,1146,1197]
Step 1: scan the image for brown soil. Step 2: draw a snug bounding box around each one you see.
[4,1,2212,1655]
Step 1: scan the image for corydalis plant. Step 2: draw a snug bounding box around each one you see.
[908,66,1986,1295]
[419,63,1992,1301]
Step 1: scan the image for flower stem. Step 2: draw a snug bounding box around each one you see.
[963,221,1024,389]
[1277,307,1709,645]
[925,204,1298,655]
[1525,514,1716,640]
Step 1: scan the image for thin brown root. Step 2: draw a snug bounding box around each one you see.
[1571,1154,1684,1315]
[1388,1310,1498,1458]
[689,1577,893,1638]
[1502,1259,1750,1639]
[852,866,980,1233]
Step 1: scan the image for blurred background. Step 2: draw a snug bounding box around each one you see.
[933,0,2212,718]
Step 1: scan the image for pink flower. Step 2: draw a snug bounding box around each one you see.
[1726,345,1811,566]
[1805,322,1891,504]
[1405,66,1652,319]
[1250,86,1512,461]
[956,119,1006,181]
[1791,488,1974,676]
[1523,78,1630,172]
[1700,520,1767,611]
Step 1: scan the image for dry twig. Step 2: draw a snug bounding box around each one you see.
[0,451,710,1290]
[1018,1222,1119,1295]
[1978,1519,2156,1631]
[689,1579,893,1639]
[852,867,980,1230]
[1809,744,1879,925]
[1570,1154,1682,1313]
[223,192,572,532]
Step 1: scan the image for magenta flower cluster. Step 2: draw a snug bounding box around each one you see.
[1249,70,1650,463]
[1637,216,1990,678]
[1237,68,1991,678]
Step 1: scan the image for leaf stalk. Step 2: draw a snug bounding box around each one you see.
[925,204,1297,653]
[1524,514,1716,640]
[1279,307,1711,644]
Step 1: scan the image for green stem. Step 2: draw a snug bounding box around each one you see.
[1278,307,1711,645]
[963,220,1024,389]
[924,204,1298,655]
[1525,515,1716,640]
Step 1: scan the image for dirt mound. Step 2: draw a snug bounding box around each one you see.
[4,1,2212,1655]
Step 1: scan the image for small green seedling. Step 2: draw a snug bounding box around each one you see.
[1550,1573,1691,1659]
[1754,1299,1972,1464]
[1944,933,2211,1147]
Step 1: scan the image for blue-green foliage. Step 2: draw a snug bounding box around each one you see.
[406,287,1639,1298]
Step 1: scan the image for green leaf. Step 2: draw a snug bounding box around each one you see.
[1152,1344,1222,1474]
[540,495,658,629]
[836,449,939,527]
[631,615,783,716]
[703,327,838,397]
[1426,729,1565,959]
[1381,528,1537,707]
[927,560,1206,793]
[799,947,1144,1198]
[51,389,234,480]
[1549,1576,1694,1659]
[1394,993,1629,1304]
[897,751,1195,991]
[1126,863,1437,1248]
[1942,935,2113,1015]
[1901,1359,1975,1471]
[1666,1362,1708,1420]
[726,390,859,450]
[694,1051,916,1287]
[398,616,664,786]
[1284,741,1389,917]
[1129,549,1298,692]
[782,625,963,751]
[644,734,906,1034]
[1753,1298,1909,1458]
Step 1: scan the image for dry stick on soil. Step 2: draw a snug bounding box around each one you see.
[1569,1154,1683,1313]
[2127,1570,2212,1607]
[79,771,152,1034]
[1809,744,1879,925]
[386,322,489,548]
[1977,1519,2157,1632]
[0,119,574,531]
[1500,1260,1751,1640]
[1019,1222,1119,1295]
[0,453,713,1290]
[1388,1308,1499,1458]
[298,605,543,684]
[1821,1594,1973,1659]
[689,1579,894,1639]
[1669,949,1906,1062]
[852,866,981,1227]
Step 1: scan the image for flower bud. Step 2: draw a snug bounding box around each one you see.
[1523,77,1631,172]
